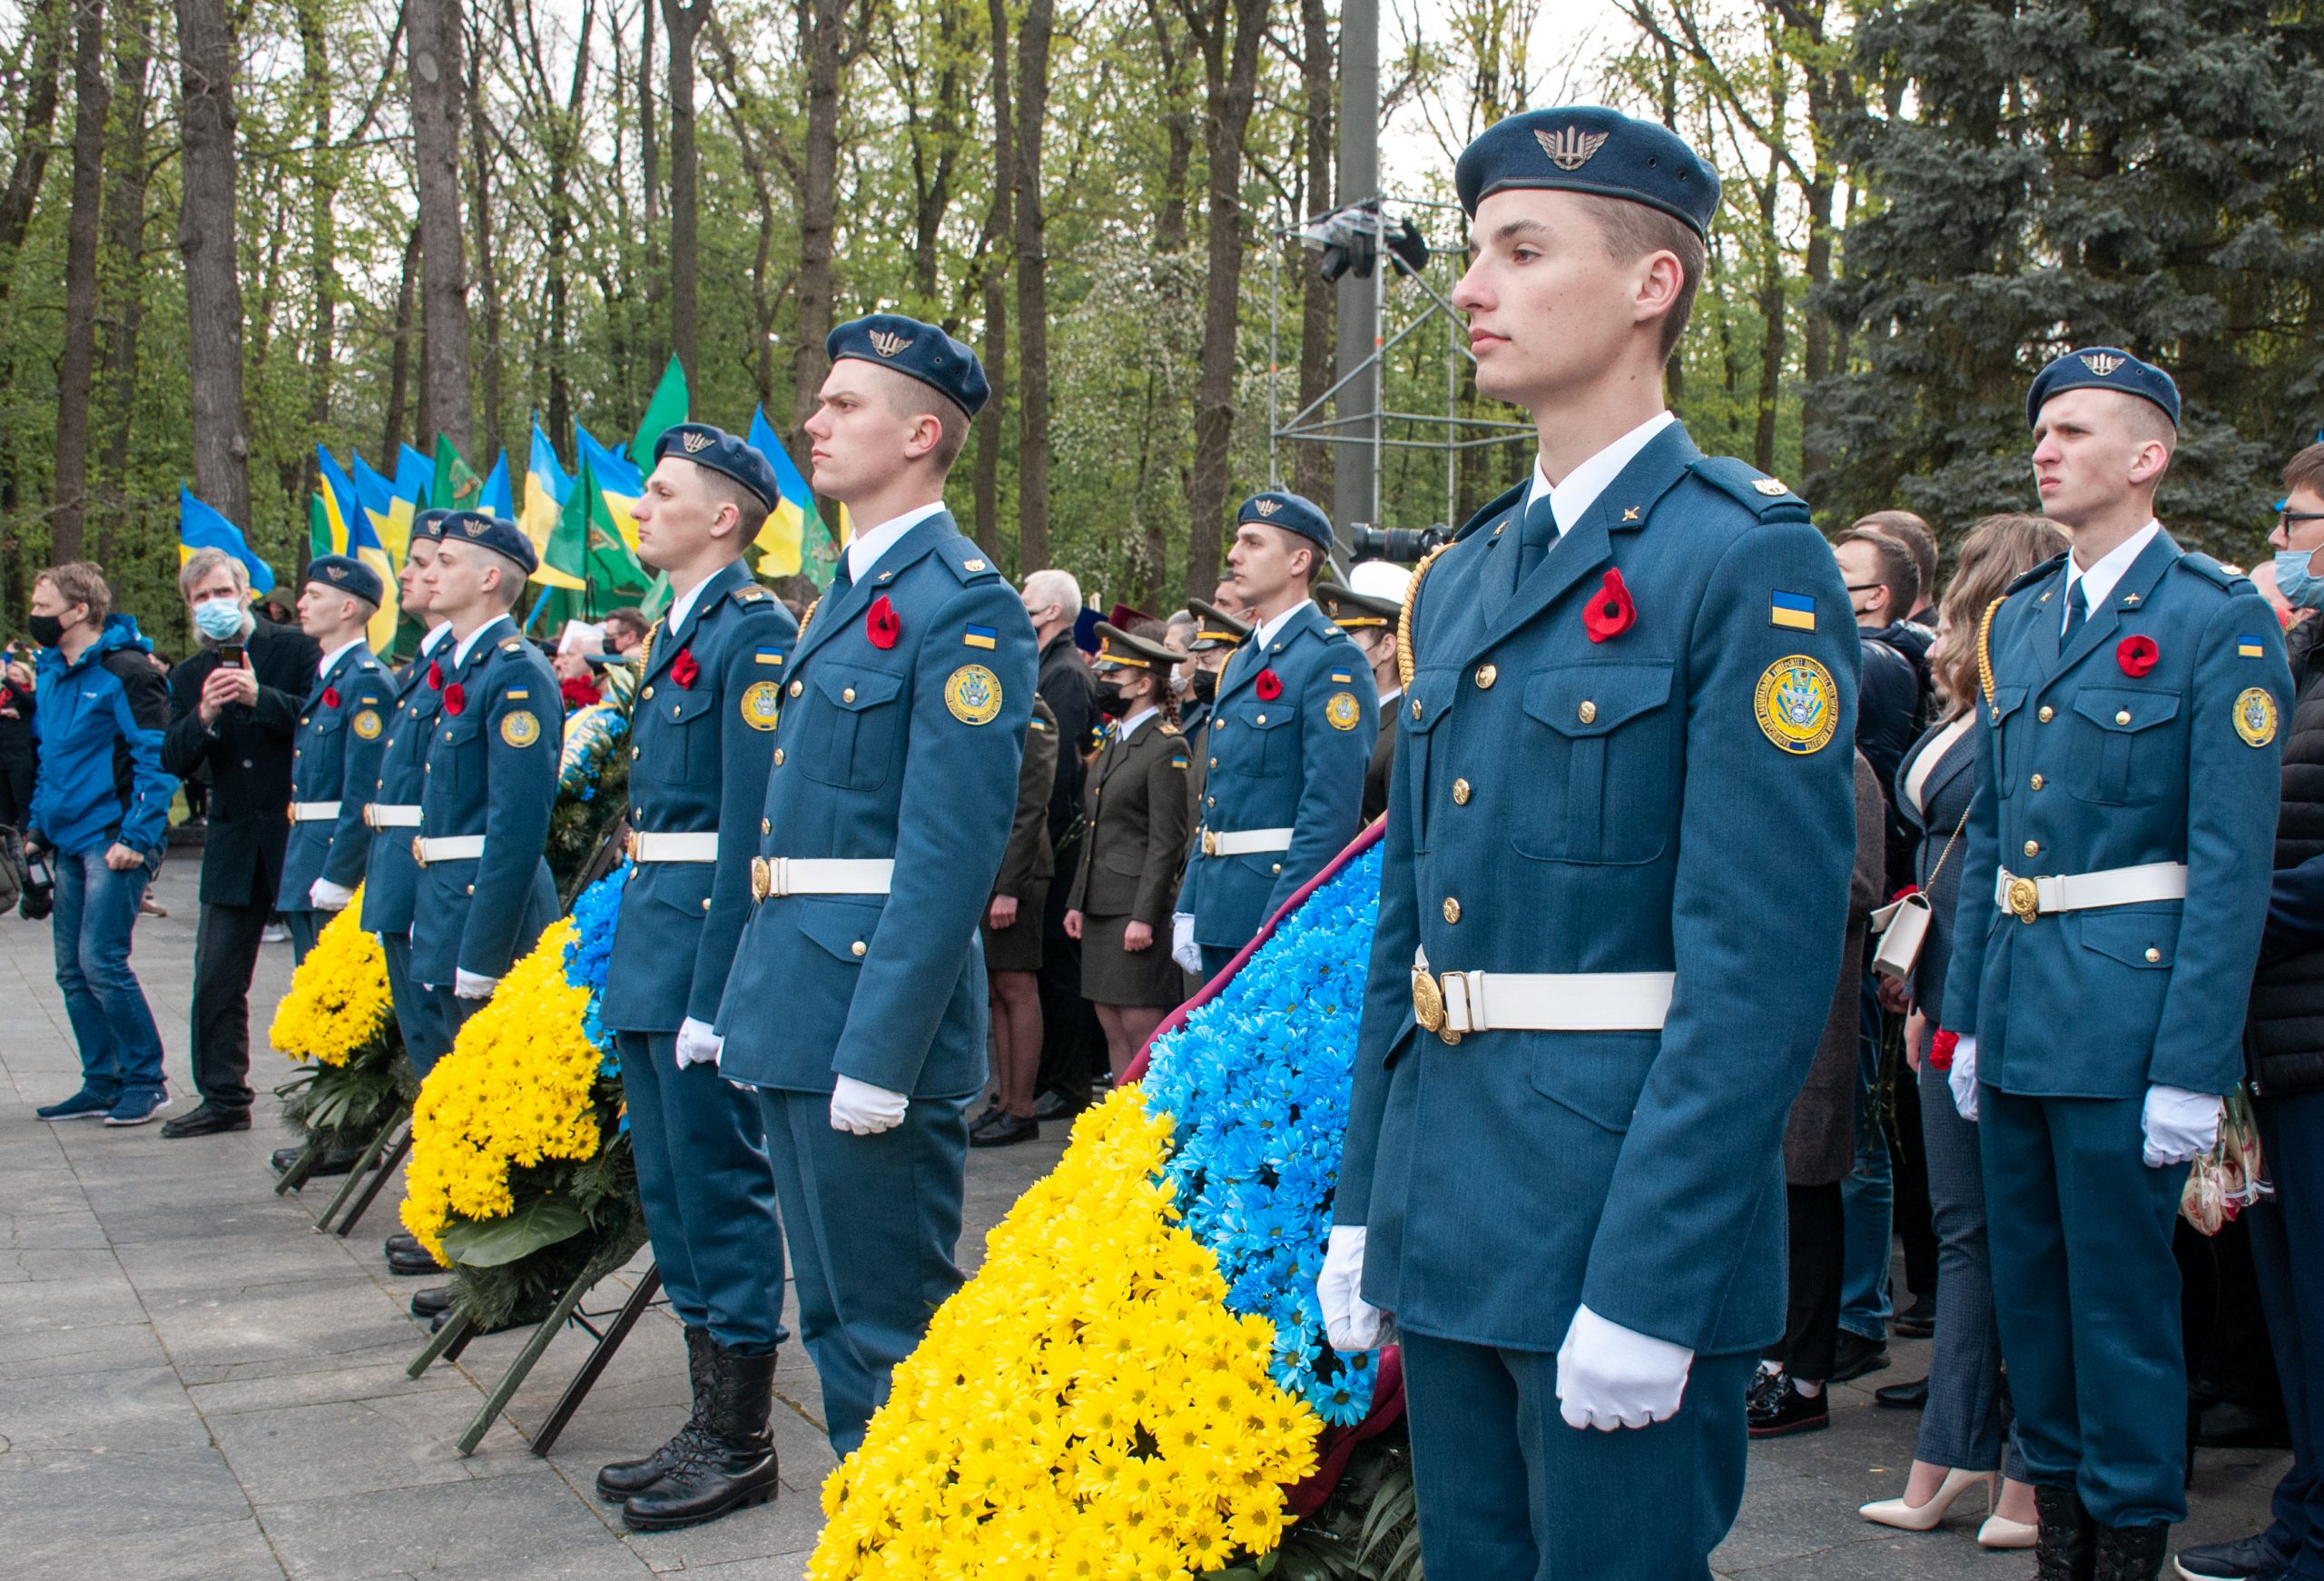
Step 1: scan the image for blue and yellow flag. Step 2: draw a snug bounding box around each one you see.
[343,489,400,652]
[521,421,576,577]
[745,406,842,588]
[313,446,362,558]
[178,487,275,594]
[576,425,645,552]
[478,450,515,521]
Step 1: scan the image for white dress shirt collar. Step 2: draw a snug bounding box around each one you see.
[1117,705,1160,744]
[2063,519,2162,632]
[454,614,515,668]
[1249,598,1315,654]
[665,569,722,638]
[1522,410,1679,535]
[844,501,947,585]
[317,637,367,682]
[418,620,453,656]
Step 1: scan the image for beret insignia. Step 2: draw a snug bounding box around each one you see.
[2082,351,2124,377]
[1254,499,1280,518]
[1535,125,1610,171]
[868,329,912,358]
[682,430,714,452]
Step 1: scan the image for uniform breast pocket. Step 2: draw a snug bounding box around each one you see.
[438,715,484,795]
[797,667,904,791]
[1510,662,1674,865]
[2067,687,2179,805]
[1987,686,2028,795]
[1402,672,1453,852]
[657,688,721,784]
[1241,706,1297,778]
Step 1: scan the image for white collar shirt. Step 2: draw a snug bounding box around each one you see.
[844,501,948,585]
[2063,519,2162,633]
[454,614,515,669]
[1521,410,1679,535]
[316,637,366,683]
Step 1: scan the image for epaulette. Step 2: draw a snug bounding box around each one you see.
[1685,456,1807,517]
[499,637,524,653]
[2004,553,2068,597]
[1159,721,1181,736]
[2173,551,2250,594]
[733,584,769,603]
[939,539,1003,584]
[1452,480,1527,543]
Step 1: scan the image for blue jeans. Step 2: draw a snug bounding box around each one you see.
[51,846,165,1102]
[1840,974,1893,1340]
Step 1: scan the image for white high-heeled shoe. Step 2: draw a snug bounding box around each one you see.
[1857,1467,1995,1531]
[1977,1513,2038,1549]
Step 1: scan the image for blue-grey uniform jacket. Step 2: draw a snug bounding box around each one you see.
[1945,531,2289,1098]
[279,643,389,908]
[715,510,1038,1099]
[1334,423,1861,1356]
[359,632,451,939]
[1179,601,1374,949]
[601,559,798,1033]
[409,617,561,985]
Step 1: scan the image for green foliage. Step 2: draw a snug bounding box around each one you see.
[1215,1429,1424,1581]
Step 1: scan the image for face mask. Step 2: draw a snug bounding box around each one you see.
[1094,682,1131,719]
[192,597,245,641]
[26,613,65,647]
[2276,548,2324,612]
[1190,669,1217,706]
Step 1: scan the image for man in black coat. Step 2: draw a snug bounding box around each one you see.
[157,550,320,1138]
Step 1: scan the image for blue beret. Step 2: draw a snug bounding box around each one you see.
[1236,489,1334,551]
[413,508,452,542]
[827,312,990,419]
[302,553,383,607]
[653,422,782,512]
[438,511,538,576]
[1455,105,1719,239]
[2027,346,2181,430]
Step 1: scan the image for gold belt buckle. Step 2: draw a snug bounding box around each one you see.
[750,855,771,904]
[411,835,427,869]
[1412,967,1460,1045]
[1201,828,1218,858]
[362,805,376,829]
[2005,874,2041,924]
[625,830,643,862]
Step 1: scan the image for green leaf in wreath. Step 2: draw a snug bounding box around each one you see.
[438,1194,591,1268]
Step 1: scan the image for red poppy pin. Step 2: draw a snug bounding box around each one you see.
[1929,1029,1959,1072]
[670,647,701,688]
[2117,635,2158,677]
[1255,667,1284,701]
[1583,568,1637,643]
[426,660,443,692]
[866,596,901,650]
[442,682,467,717]
[321,686,340,709]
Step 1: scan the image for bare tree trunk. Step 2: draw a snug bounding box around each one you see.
[468,35,504,469]
[1138,0,1192,600]
[970,0,1010,558]
[1293,0,1332,506]
[661,0,707,380]
[51,0,108,562]
[544,7,592,440]
[96,0,153,558]
[409,0,471,450]
[1011,0,1053,569]
[0,0,67,273]
[639,0,662,374]
[383,224,419,456]
[296,0,333,505]
[176,0,251,525]
[791,0,853,430]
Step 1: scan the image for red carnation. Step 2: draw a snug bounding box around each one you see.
[2117,634,2159,677]
[1255,667,1283,701]
[1929,1029,1959,1072]
[427,660,443,691]
[1583,568,1637,643]
[866,595,901,650]
[671,647,701,688]
[321,686,340,709]
[443,682,467,717]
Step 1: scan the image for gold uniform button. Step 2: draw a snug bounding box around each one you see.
[773,748,785,766]
[789,680,803,698]
[2024,840,2040,857]
[850,941,867,958]
[631,746,640,760]
[2038,706,2054,723]
[465,884,475,895]
[2029,774,2043,791]
[1443,897,1462,924]
[300,716,310,726]
[1255,713,1267,726]
[842,687,857,703]
[2115,709,2132,726]
[1208,757,1218,769]
[1411,697,1423,721]
[1475,664,1498,689]
[1578,700,1597,725]
[1452,778,1472,805]
[642,685,655,700]
[761,817,770,835]
[702,898,713,912]
[2145,947,2162,963]
[1271,863,1282,874]
[1206,796,1216,808]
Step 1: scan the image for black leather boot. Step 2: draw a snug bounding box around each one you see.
[2092,1523,2169,1581]
[2035,1485,2097,1581]
[620,1344,780,1531]
[596,1327,714,1500]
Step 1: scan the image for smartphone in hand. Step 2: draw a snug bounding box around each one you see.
[217,643,245,669]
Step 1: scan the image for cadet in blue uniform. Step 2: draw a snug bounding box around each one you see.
[1322,108,1860,1581]
[1940,351,2290,1581]
[1177,491,1374,980]
[277,555,389,962]
[594,424,798,1532]
[409,515,560,1033]
[714,314,1037,1457]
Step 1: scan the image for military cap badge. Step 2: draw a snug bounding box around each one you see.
[682,430,714,452]
[869,329,912,358]
[2082,352,2124,377]
[1535,125,1610,171]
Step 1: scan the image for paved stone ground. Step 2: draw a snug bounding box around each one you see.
[0,859,2291,1578]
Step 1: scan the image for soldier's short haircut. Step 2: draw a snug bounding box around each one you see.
[1577,193,1705,365]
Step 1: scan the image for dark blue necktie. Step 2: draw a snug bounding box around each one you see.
[1515,493,1560,584]
[2063,578,2088,645]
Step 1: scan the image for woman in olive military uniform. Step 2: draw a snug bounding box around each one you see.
[1065,620,1192,1078]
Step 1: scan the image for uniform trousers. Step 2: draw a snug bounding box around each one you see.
[378,933,449,1079]
[615,1031,785,1354]
[1198,944,1240,983]
[754,1087,970,1457]
[284,909,320,964]
[2250,1090,2324,1580]
[1982,1085,2188,1527]
[1401,1330,1753,1581]
[189,897,270,1111]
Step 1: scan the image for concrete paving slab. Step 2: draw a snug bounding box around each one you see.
[0,1445,256,1546]
[11,1517,288,1581]
[0,1361,215,1449]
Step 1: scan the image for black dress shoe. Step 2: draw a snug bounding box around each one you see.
[271,1143,358,1177]
[387,1244,443,1276]
[1875,1377,1929,1410]
[622,1344,780,1531]
[970,1110,1039,1148]
[599,1328,714,1499]
[1031,1085,1088,1122]
[1891,1293,1937,1339]
[161,1102,251,1139]
[410,1284,455,1319]
[1829,1329,1890,1382]
[1748,1376,1830,1438]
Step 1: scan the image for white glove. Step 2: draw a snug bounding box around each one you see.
[1554,1304,1695,1432]
[2143,1083,2223,1168]
[1170,912,1201,974]
[829,1073,909,1135]
[309,877,356,911]
[1318,1225,1393,1351]
[453,968,498,1001]
[674,1017,723,1070]
[1948,1034,1979,1122]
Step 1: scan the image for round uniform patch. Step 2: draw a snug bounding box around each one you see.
[499,709,542,748]
[945,664,1003,726]
[2234,687,2280,748]
[1324,691,1362,732]
[351,708,382,741]
[740,680,783,732]
[1753,655,1839,756]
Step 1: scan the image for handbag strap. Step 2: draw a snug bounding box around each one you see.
[1924,802,1971,889]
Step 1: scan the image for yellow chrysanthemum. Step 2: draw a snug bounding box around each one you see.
[268,889,392,1068]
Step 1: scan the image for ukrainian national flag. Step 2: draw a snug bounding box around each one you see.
[395,444,434,509]
[178,487,276,594]
[314,446,361,557]
[576,425,645,552]
[1770,589,1817,631]
[521,422,580,586]
[478,450,515,520]
[344,492,400,653]
[745,405,844,585]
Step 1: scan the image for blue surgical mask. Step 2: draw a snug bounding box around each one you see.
[192,596,245,640]
[2275,549,2324,612]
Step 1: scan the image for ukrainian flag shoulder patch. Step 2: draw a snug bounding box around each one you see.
[755,646,784,666]
[963,624,999,650]
[2240,636,2267,659]
[1770,590,1817,631]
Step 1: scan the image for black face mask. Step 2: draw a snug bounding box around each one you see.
[26,613,66,647]
[1095,681,1131,719]
[1190,669,1217,706]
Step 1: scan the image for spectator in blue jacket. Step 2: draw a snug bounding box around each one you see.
[25,562,178,1126]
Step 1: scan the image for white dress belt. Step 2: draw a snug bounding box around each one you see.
[750,856,895,902]
[1199,826,1295,857]
[289,801,342,822]
[1413,948,1675,1041]
[626,831,720,863]
[411,835,487,866]
[364,804,421,829]
[1994,860,2188,922]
